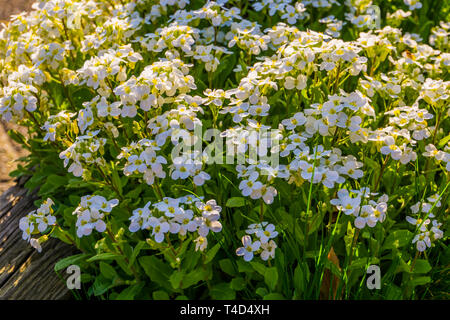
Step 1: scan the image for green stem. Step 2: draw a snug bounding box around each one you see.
[373,154,390,192]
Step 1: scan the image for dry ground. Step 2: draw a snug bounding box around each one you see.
[0,0,33,21]
[0,0,34,193]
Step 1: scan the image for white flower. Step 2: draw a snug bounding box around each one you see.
[330,189,361,216]
[91,197,119,213]
[149,217,170,243]
[193,171,211,186]
[338,160,364,179]
[284,74,307,90]
[380,136,402,160]
[412,232,431,252]
[77,107,94,133]
[261,186,278,205]
[281,5,298,24]
[129,202,152,232]
[68,161,83,177]
[121,104,138,118]
[355,205,376,229]
[260,240,277,261]
[281,112,306,130]
[423,144,445,160]
[427,194,442,208]
[246,222,268,235]
[36,214,56,232]
[430,220,443,240]
[255,223,278,243]
[124,155,148,175]
[239,171,263,197]
[196,214,222,237]
[406,216,430,232]
[97,98,121,117]
[19,216,34,241]
[372,201,388,223]
[173,210,197,236]
[74,196,118,238]
[157,198,183,218]
[194,236,208,252]
[197,200,222,219]
[171,157,193,180]
[404,0,422,10]
[75,210,94,238]
[236,235,261,262]
[30,238,42,253]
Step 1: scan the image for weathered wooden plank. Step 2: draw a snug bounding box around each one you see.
[0,179,78,300]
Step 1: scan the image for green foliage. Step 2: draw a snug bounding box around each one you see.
[2,0,448,301]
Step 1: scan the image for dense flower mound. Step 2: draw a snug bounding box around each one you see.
[1,0,449,300]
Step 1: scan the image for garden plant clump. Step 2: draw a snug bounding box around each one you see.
[1,0,449,300]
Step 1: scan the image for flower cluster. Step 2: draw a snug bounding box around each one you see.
[19,198,56,252]
[331,188,389,229]
[0,0,447,300]
[236,222,278,261]
[129,196,222,251]
[406,194,444,252]
[73,195,119,238]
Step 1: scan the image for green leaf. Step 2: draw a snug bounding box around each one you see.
[129,241,146,267]
[219,259,236,276]
[80,274,93,283]
[382,230,413,250]
[92,275,112,296]
[169,270,185,289]
[210,283,236,300]
[52,226,76,245]
[125,185,144,199]
[236,259,253,273]
[409,276,431,287]
[225,197,246,208]
[385,284,402,300]
[230,277,246,291]
[115,283,145,300]
[152,290,170,300]
[54,253,89,272]
[99,262,118,280]
[204,241,222,264]
[7,129,27,145]
[181,248,200,271]
[438,133,450,148]
[39,174,67,195]
[412,259,432,274]
[308,209,326,235]
[263,293,285,300]
[86,253,122,262]
[256,287,268,298]
[264,267,278,291]
[250,261,267,276]
[181,269,208,289]
[111,169,123,196]
[293,264,305,295]
[72,87,95,108]
[349,257,379,270]
[139,256,172,290]
[116,256,133,276]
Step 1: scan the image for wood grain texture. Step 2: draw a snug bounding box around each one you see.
[0,178,78,300]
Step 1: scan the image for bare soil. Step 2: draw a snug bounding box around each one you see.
[0,0,34,21]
